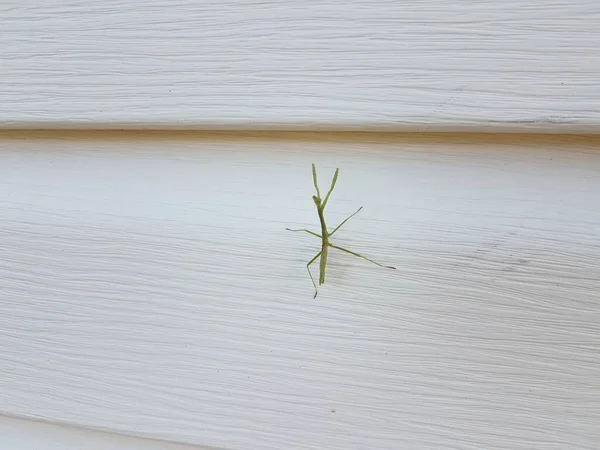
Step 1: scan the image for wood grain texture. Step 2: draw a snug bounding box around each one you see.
[1,131,600,449]
[1,1,600,131]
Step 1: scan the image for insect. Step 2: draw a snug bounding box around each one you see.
[286,163,396,298]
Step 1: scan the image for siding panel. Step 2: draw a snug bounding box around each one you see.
[1,1,599,130]
[1,132,599,449]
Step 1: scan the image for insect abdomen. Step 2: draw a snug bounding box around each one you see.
[319,245,328,285]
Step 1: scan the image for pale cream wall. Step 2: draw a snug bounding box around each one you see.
[1,1,599,132]
[1,131,599,449]
[1,0,600,448]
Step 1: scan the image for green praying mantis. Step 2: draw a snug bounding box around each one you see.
[286,163,396,298]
